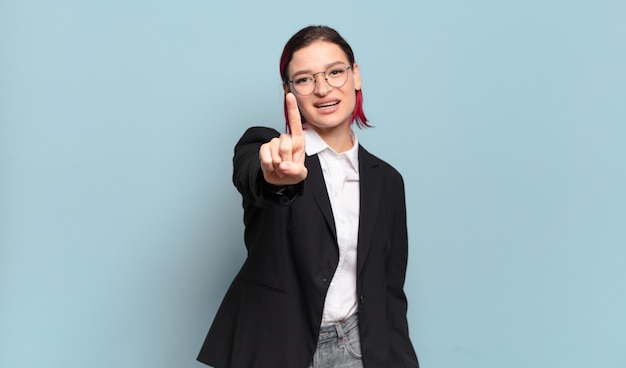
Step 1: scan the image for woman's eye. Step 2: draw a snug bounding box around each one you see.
[294,76,312,85]
[328,68,345,77]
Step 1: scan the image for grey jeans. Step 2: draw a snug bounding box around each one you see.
[309,314,364,368]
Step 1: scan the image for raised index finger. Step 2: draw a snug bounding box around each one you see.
[286,93,303,139]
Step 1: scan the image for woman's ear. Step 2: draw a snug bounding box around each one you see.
[352,63,362,91]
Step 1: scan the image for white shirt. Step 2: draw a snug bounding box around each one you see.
[303,126,360,326]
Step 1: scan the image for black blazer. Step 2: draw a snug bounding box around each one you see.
[198,127,419,367]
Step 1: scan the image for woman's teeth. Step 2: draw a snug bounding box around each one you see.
[317,101,339,108]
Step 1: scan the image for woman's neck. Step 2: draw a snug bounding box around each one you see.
[310,123,354,153]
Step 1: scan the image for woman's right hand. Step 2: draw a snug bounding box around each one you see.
[259,93,308,186]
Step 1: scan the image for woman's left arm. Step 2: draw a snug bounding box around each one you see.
[386,173,420,366]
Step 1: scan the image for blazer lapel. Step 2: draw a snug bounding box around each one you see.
[357,146,382,274]
[305,154,336,238]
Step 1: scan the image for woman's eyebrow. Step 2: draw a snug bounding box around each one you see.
[291,61,348,76]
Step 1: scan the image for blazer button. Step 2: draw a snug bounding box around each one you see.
[359,295,365,305]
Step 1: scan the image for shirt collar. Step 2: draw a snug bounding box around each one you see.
[303,124,359,172]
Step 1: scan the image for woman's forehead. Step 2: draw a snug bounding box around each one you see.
[288,41,349,73]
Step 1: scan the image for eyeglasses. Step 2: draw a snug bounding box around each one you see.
[288,64,352,96]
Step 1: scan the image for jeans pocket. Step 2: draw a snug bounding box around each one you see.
[343,335,363,359]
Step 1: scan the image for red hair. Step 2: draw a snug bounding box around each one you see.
[279,26,370,131]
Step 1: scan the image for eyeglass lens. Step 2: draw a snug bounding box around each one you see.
[291,64,350,95]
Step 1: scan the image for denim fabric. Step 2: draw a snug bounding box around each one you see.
[309,314,364,368]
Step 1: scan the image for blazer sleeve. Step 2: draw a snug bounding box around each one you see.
[386,172,420,366]
[232,126,304,207]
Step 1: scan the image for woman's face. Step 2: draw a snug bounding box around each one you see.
[286,41,361,133]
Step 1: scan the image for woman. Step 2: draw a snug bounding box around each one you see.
[198,25,419,368]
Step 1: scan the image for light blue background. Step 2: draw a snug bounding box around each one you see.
[1,1,625,367]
